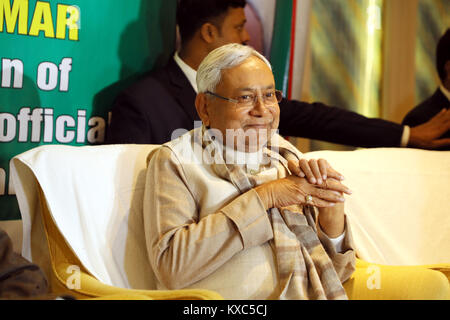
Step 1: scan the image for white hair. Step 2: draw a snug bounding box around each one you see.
[196,43,272,93]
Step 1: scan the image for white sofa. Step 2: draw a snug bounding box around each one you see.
[304,148,450,266]
[8,144,450,298]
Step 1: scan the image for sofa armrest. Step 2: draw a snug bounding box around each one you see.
[54,262,223,300]
[345,259,449,300]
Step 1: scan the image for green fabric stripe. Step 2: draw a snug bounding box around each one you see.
[270,0,293,96]
[310,0,382,116]
[309,0,383,151]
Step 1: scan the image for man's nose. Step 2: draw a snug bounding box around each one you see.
[241,28,251,45]
[249,96,269,116]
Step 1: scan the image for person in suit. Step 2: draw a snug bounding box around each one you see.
[107,0,450,149]
[402,28,450,150]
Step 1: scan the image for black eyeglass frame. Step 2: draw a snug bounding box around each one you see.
[205,90,283,106]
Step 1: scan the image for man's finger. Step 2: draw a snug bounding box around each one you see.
[311,188,346,203]
[431,138,450,149]
[308,197,336,208]
[299,159,316,184]
[430,108,448,123]
[308,159,323,184]
[327,169,344,181]
[320,178,352,195]
[288,160,304,177]
[428,108,450,127]
[324,165,344,181]
[318,158,345,181]
[318,159,328,180]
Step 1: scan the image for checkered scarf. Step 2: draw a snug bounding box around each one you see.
[199,127,349,300]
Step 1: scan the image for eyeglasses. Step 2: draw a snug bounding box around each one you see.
[206,89,283,110]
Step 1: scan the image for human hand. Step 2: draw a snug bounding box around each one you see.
[408,108,450,149]
[288,158,345,185]
[254,175,351,210]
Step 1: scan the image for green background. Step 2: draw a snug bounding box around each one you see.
[0,0,293,220]
[0,0,177,220]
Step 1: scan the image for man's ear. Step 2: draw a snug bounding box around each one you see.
[445,61,450,81]
[199,22,219,44]
[195,93,211,127]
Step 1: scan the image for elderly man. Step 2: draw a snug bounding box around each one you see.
[144,43,355,300]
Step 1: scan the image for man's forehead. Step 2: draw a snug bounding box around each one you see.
[237,84,275,92]
[224,7,247,23]
[227,56,271,73]
[219,58,275,89]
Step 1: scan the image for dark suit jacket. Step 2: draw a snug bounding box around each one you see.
[107,58,404,147]
[0,228,48,298]
[402,88,450,150]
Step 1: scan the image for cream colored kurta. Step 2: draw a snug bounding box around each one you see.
[143,130,355,299]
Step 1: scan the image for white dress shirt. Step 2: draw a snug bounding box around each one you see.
[440,84,450,102]
[174,52,198,93]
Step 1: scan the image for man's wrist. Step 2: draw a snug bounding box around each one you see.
[318,215,345,238]
[401,125,410,147]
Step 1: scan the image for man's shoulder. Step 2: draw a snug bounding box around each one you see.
[403,89,448,126]
[419,89,447,105]
[122,65,172,95]
[154,128,202,165]
[120,57,186,95]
